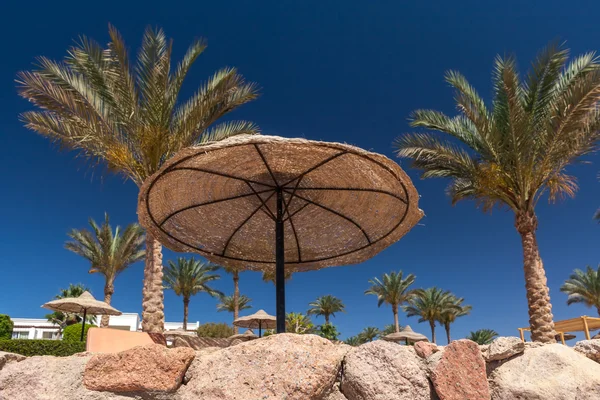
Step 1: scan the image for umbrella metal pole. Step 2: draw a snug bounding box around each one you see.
[80,308,87,342]
[259,321,262,338]
[275,189,286,333]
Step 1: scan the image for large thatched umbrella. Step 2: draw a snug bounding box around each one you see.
[383,325,428,344]
[233,310,277,337]
[138,135,423,332]
[42,291,122,341]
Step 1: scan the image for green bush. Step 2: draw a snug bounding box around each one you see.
[196,322,234,338]
[0,315,13,340]
[62,323,92,343]
[0,339,85,356]
[317,323,340,341]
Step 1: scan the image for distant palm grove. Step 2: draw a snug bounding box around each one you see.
[19,24,600,344]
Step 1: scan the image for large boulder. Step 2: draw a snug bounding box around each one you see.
[485,337,524,362]
[83,344,195,392]
[489,343,600,399]
[341,340,432,400]
[0,351,25,370]
[170,334,230,350]
[0,355,149,399]
[429,339,489,400]
[573,339,600,363]
[179,333,347,400]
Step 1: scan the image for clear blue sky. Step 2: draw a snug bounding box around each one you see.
[0,0,598,342]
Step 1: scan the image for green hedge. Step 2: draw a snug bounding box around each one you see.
[62,323,92,343]
[0,315,13,340]
[0,339,85,357]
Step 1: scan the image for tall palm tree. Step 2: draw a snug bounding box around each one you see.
[438,295,472,344]
[394,44,600,342]
[404,287,455,344]
[560,265,600,315]
[163,258,223,331]
[65,214,145,327]
[18,25,259,332]
[365,271,416,333]
[221,266,242,333]
[217,294,252,328]
[467,329,499,345]
[358,327,380,343]
[307,295,345,324]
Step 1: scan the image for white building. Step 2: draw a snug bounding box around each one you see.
[10,313,199,339]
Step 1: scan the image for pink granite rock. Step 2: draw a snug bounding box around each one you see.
[414,341,439,358]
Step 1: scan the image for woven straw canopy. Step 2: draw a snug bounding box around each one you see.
[41,291,122,316]
[233,310,277,330]
[382,326,429,343]
[138,135,423,272]
[229,329,258,339]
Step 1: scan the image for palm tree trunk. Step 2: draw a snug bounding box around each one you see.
[445,322,451,344]
[233,271,239,334]
[101,282,114,328]
[325,314,330,324]
[183,297,189,331]
[141,233,165,333]
[430,320,436,344]
[516,212,556,343]
[393,304,400,332]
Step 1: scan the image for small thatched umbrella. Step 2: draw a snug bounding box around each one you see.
[234,310,277,337]
[138,135,423,333]
[42,291,122,341]
[229,329,258,340]
[383,325,428,345]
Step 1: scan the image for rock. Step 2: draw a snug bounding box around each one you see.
[0,351,25,370]
[341,340,432,400]
[414,341,439,358]
[489,344,600,399]
[148,332,167,346]
[322,384,348,400]
[170,334,229,350]
[573,339,600,363]
[179,333,347,400]
[429,339,489,400]
[0,355,144,399]
[485,337,524,362]
[84,344,195,392]
[523,341,545,350]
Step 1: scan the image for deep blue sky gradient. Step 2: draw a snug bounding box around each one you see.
[0,0,598,341]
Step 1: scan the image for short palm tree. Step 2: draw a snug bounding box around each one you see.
[163,258,223,331]
[438,295,472,344]
[380,324,399,337]
[18,25,259,332]
[262,270,293,284]
[221,266,243,333]
[358,327,380,343]
[404,287,455,344]
[65,214,145,327]
[394,44,600,342]
[365,271,416,332]
[467,329,499,345]
[560,265,600,316]
[344,336,362,346]
[307,295,345,324]
[285,312,314,334]
[217,294,252,328]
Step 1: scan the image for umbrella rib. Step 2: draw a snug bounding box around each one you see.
[285,210,302,262]
[167,166,276,188]
[280,151,348,187]
[221,190,277,257]
[254,144,279,186]
[246,182,276,221]
[283,202,310,222]
[282,187,407,204]
[283,189,371,244]
[158,189,273,227]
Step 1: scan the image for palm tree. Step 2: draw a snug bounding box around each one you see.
[404,287,455,344]
[217,294,252,328]
[467,329,499,345]
[307,295,345,324]
[438,295,472,344]
[45,283,95,336]
[365,271,416,333]
[163,258,223,331]
[380,324,398,337]
[221,266,242,333]
[285,312,314,334]
[358,327,380,343]
[262,270,293,284]
[65,214,145,327]
[560,265,600,315]
[18,26,259,333]
[344,336,362,346]
[394,44,600,342]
